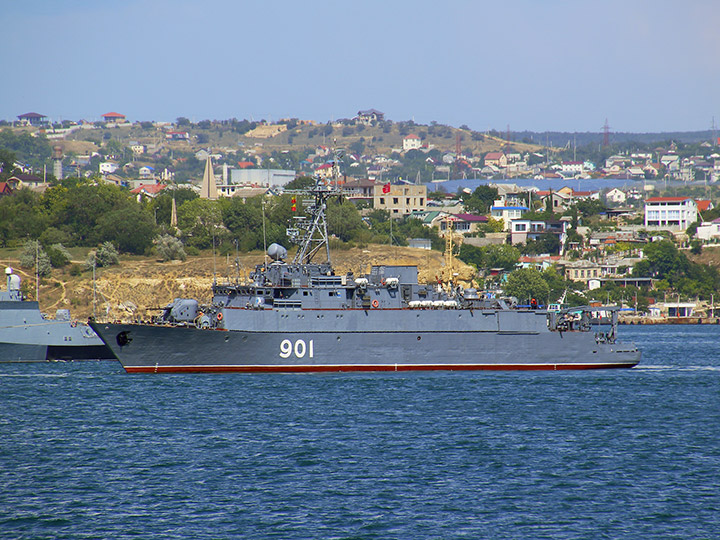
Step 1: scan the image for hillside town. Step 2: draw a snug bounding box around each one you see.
[3,109,720,321]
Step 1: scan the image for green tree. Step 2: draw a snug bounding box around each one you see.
[150,187,198,227]
[96,205,157,254]
[458,244,484,268]
[47,181,133,245]
[522,232,560,255]
[284,176,315,191]
[0,147,17,180]
[633,239,688,281]
[327,199,366,242]
[45,243,72,268]
[177,198,224,249]
[483,244,520,270]
[0,188,48,245]
[463,185,498,214]
[503,268,550,304]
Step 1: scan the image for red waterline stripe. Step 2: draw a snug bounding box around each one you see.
[124,363,638,373]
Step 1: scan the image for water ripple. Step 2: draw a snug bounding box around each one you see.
[1,326,719,539]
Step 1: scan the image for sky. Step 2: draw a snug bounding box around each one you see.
[2,0,720,133]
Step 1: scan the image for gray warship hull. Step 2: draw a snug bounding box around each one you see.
[90,308,640,373]
[88,177,640,373]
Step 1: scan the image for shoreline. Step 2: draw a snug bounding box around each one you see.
[619,317,720,325]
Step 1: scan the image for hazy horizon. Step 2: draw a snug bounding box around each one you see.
[2,0,719,133]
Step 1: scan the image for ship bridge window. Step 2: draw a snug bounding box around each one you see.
[303,291,310,296]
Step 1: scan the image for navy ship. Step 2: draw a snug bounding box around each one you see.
[1,267,113,362]
[89,176,640,373]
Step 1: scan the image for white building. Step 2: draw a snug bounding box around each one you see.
[696,218,720,241]
[605,188,627,205]
[490,200,528,231]
[644,197,698,231]
[229,169,296,187]
[99,161,119,175]
[561,161,583,175]
[402,134,422,151]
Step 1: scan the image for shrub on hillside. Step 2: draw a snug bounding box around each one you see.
[19,240,52,276]
[154,234,187,262]
[46,243,72,268]
[85,242,119,270]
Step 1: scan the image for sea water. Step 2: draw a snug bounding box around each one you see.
[1,325,718,539]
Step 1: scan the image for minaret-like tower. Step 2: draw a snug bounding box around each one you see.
[52,145,63,180]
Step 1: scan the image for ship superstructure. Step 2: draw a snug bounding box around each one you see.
[0,267,113,362]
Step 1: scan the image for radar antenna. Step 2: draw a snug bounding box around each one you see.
[286,150,344,265]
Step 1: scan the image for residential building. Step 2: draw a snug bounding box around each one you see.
[314,163,334,179]
[166,131,190,141]
[6,174,45,190]
[355,109,384,125]
[517,255,562,272]
[644,197,698,231]
[565,260,602,283]
[561,161,583,176]
[102,112,126,123]
[536,190,572,213]
[438,213,488,236]
[409,210,451,229]
[696,218,720,241]
[605,188,627,205]
[510,219,548,245]
[342,178,376,201]
[0,182,13,197]
[230,169,296,187]
[374,184,427,216]
[408,238,432,250]
[484,152,507,168]
[490,201,528,230]
[17,112,48,126]
[403,134,422,151]
[130,183,167,200]
[99,161,119,175]
[696,199,714,213]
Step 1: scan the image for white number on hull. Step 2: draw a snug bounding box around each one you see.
[280,339,314,359]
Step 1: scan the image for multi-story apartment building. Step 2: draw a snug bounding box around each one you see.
[373,184,427,216]
[644,197,697,231]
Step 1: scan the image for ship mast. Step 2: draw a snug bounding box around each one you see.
[441,216,462,289]
[286,151,343,265]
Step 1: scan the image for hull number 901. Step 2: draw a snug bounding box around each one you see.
[280,339,314,359]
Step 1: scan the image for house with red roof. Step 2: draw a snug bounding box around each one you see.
[315,163,334,179]
[484,152,507,168]
[130,183,167,200]
[165,131,189,140]
[0,182,13,197]
[696,199,714,213]
[644,196,697,231]
[102,112,127,123]
[402,134,422,152]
